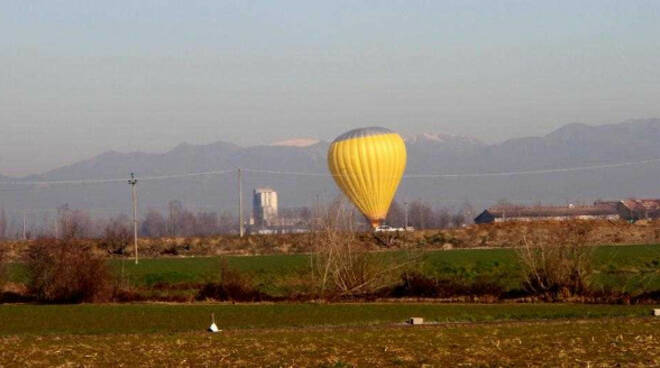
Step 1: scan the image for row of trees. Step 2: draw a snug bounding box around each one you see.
[140,200,237,237]
[386,200,473,229]
[0,199,474,240]
[0,202,239,240]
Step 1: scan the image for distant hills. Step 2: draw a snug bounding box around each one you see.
[1,118,659,217]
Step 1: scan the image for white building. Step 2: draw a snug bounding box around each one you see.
[253,188,278,227]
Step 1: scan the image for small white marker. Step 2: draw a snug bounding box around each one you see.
[653,309,660,317]
[208,313,222,333]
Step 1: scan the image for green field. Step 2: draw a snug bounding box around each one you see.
[0,304,658,366]
[113,244,660,296]
[0,303,656,335]
[6,244,660,297]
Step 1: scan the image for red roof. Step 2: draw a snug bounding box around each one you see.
[619,199,660,212]
[486,204,618,218]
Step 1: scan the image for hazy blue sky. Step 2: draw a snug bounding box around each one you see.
[2,1,659,176]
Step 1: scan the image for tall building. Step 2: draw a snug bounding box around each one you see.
[253,188,278,227]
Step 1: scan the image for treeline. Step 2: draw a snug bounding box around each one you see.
[0,199,474,240]
[0,202,240,240]
[386,200,473,229]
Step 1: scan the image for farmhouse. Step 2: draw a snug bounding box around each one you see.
[474,202,619,224]
[616,199,660,222]
[474,199,660,224]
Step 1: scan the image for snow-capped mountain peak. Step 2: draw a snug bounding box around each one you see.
[270,138,321,147]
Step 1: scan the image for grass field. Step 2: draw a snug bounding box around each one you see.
[0,303,656,335]
[114,244,660,295]
[6,244,660,297]
[3,244,659,366]
[0,303,658,366]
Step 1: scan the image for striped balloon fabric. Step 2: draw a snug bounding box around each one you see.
[327,127,407,228]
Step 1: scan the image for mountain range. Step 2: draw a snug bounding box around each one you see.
[1,118,659,218]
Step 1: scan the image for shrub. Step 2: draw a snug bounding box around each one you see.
[23,238,111,303]
[516,221,595,298]
[391,272,505,298]
[309,199,415,299]
[0,243,6,288]
[392,272,452,297]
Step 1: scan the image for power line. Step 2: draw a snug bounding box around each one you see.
[0,157,659,187]
[0,177,128,186]
[139,169,234,182]
[244,157,660,178]
[0,169,234,186]
[242,168,330,177]
[404,157,660,178]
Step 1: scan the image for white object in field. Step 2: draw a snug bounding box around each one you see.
[208,313,221,333]
[374,225,404,233]
[408,317,424,325]
[653,309,660,316]
[208,322,221,333]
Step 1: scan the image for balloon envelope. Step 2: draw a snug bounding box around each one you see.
[327,127,407,228]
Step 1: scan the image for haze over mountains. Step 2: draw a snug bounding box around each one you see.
[1,119,659,217]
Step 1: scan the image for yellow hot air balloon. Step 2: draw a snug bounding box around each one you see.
[327,127,407,228]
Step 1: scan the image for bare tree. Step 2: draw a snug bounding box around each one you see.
[194,211,217,236]
[385,200,405,227]
[177,209,197,236]
[459,200,475,225]
[435,208,451,229]
[408,200,434,229]
[100,214,132,255]
[0,208,6,239]
[279,206,314,227]
[516,221,595,298]
[298,206,312,224]
[218,211,237,234]
[167,200,183,237]
[38,212,54,238]
[310,198,417,299]
[140,209,167,237]
[57,204,92,239]
[451,213,465,228]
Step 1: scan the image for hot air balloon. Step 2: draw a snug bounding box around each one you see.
[327,127,407,229]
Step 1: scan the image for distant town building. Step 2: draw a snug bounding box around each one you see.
[253,188,278,227]
[474,198,660,224]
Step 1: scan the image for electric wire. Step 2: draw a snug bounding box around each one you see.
[0,157,658,187]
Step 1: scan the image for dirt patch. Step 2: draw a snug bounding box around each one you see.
[2,219,657,260]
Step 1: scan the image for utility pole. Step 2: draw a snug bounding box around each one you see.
[238,168,244,237]
[315,193,321,227]
[22,210,27,240]
[128,173,139,264]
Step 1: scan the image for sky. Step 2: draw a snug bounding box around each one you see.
[1,0,660,176]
